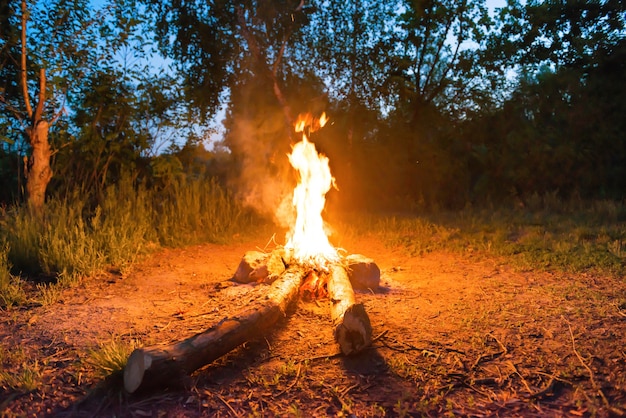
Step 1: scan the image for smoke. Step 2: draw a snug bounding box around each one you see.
[228,114,296,228]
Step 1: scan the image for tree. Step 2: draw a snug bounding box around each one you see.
[142,0,238,122]
[16,0,53,213]
[469,0,626,201]
[1,0,196,205]
[141,0,322,219]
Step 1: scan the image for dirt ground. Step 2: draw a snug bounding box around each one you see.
[1,234,625,417]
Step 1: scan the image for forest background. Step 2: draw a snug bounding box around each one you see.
[0,0,625,282]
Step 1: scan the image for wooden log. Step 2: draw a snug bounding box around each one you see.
[327,264,372,355]
[123,266,307,393]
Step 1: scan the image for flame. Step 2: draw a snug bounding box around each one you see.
[285,113,338,268]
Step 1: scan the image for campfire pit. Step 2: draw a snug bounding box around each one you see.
[123,248,379,394]
[124,112,380,393]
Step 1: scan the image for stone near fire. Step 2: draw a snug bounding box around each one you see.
[233,250,286,284]
[345,254,380,290]
[256,250,286,283]
[233,251,267,283]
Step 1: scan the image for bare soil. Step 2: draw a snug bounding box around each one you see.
[1,235,625,417]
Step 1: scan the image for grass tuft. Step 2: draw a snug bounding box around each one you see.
[0,346,42,393]
[0,241,26,309]
[87,338,140,378]
[0,361,42,393]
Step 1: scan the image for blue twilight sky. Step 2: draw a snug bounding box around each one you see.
[87,0,509,150]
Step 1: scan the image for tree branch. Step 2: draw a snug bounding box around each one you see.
[20,0,32,119]
[426,2,466,104]
[33,68,46,124]
[423,11,455,99]
[236,5,294,127]
[415,5,432,93]
[272,36,288,77]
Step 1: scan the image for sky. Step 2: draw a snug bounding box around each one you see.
[87,0,510,151]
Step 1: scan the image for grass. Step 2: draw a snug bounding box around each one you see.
[337,194,626,277]
[1,181,625,312]
[87,338,140,378]
[0,241,26,309]
[0,346,42,393]
[0,176,259,307]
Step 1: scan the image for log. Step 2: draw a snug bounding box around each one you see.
[327,264,372,355]
[123,266,307,393]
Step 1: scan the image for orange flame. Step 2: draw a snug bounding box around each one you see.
[285,113,338,268]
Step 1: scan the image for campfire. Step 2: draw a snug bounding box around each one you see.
[123,113,381,394]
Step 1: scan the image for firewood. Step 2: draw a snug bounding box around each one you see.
[327,264,372,355]
[123,266,307,393]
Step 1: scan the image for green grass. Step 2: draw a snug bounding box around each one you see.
[87,338,140,378]
[0,241,26,309]
[0,346,42,393]
[339,196,626,277]
[0,176,258,295]
[2,180,624,301]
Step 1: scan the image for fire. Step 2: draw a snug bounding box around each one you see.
[285,112,338,268]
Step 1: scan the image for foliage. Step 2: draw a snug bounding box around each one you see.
[1,0,203,206]
[1,0,626,215]
[342,197,626,277]
[141,0,239,120]
[0,175,257,279]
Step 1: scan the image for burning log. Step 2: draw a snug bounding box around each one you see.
[328,264,372,355]
[123,266,307,393]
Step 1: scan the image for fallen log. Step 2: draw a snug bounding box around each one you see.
[327,264,372,355]
[123,266,307,393]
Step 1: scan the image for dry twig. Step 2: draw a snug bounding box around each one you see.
[216,393,239,417]
[566,321,624,416]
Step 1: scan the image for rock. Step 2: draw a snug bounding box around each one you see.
[264,250,286,282]
[233,250,287,284]
[345,254,380,290]
[233,251,268,283]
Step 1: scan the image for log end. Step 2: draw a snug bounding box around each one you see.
[124,348,151,393]
[334,303,372,355]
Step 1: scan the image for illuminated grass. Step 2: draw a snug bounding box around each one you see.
[87,338,140,378]
[0,347,42,393]
[0,176,258,283]
[0,242,25,309]
[340,197,626,277]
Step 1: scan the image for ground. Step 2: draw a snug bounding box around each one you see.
[1,234,625,417]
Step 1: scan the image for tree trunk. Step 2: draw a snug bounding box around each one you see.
[328,264,372,355]
[25,119,53,213]
[123,265,307,393]
[20,0,52,213]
